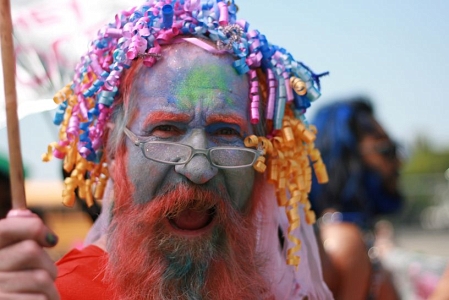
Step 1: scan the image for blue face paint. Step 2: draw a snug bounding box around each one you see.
[126,43,255,213]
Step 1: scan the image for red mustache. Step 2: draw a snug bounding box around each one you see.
[122,183,233,228]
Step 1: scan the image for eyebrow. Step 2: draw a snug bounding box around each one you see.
[143,111,191,127]
[206,114,248,132]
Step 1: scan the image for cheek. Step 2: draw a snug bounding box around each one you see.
[363,153,382,170]
[224,168,255,211]
[126,147,169,204]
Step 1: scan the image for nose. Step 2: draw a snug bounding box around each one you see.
[174,129,218,184]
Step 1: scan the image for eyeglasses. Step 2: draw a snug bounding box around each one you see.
[123,127,261,169]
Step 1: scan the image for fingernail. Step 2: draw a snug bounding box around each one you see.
[46,232,58,246]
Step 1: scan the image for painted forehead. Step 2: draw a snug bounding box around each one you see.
[142,43,242,84]
[131,43,249,108]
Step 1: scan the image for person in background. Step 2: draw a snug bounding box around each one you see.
[309,97,403,299]
[0,1,333,299]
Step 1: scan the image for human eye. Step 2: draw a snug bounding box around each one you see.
[150,124,184,138]
[215,127,241,136]
[207,124,244,145]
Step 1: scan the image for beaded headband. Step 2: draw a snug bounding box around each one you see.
[43,0,329,268]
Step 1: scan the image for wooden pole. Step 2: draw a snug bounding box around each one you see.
[0,0,27,209]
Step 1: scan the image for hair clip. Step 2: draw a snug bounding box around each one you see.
[217,24,244,51]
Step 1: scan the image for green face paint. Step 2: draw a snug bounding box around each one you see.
[175,64,237,109]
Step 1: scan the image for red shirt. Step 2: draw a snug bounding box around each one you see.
[56,245,110,300]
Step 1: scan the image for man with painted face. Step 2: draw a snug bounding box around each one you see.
[0,1,332,299]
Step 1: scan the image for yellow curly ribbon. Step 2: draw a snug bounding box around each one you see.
[63,143,78,173]
[41,142,57,162]
[253,156,267,173]
[53,84,73,104]
[281,122,294,148]
[93,162,109,200]
[285,187,302,267]
[84,179,94,207]
[62,177,78,207]
[244,104,329,269]
[44,80,111,208]
[266,159,278,184]
[244,135,259,148]
[290,77,307,96]
[258,137,273,155]
[59,154,108,207]
[276,189,288,207]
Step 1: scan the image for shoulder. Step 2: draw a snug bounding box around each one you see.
[56,245,110,300]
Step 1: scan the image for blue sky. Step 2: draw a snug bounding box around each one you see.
[1,0,448,180]
[239,0,449,150]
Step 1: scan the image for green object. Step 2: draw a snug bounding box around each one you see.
[0,152,9,176]
[0,151,29,178]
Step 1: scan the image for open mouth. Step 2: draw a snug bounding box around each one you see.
[168,207,216,234]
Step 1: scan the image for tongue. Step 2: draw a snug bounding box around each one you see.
[171,209,212,230]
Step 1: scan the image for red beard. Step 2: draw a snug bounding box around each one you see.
[105,156,271,299]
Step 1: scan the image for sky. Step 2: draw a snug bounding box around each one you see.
[1,0,448,180]
[238,0,449,150]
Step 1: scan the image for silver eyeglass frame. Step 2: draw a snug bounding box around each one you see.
[123,127,262,169]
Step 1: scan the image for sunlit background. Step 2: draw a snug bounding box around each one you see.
[1,1,448,298]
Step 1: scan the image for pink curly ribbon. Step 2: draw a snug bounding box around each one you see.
[266,68,276,120]
[217,2,228,26]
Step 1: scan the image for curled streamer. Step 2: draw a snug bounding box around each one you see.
[273,76,286,130]
[217,1,229,26]
[283,72,294,102]
[266,68,276,120]
[244,104,328,268]
[127,35,148,60]
[290,76,307,96]
[249,70,259,124]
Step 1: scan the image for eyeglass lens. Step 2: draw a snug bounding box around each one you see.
[209,148,256,166]
[142,143,256,167]
[144,143,190,163]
